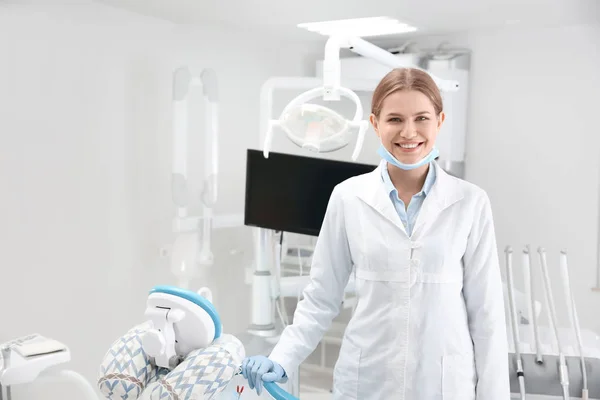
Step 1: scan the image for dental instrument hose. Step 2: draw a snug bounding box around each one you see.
[523,245,543,364]
[505,247,526,399]
[559,250,588,400]
[538,247,570,400]
[274,234,289,327]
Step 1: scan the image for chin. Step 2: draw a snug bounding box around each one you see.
[392,152,422,164]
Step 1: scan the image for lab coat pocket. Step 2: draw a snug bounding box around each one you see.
[332,340,361,399]
[442,355,476,400]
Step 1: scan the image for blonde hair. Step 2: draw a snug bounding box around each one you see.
[371,68,443,118]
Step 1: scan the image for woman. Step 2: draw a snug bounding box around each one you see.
[241,68,510,400]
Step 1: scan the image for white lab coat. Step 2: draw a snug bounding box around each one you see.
[269,160,510,400]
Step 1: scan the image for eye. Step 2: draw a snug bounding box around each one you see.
[417,116,429,121]
[388,117,401,122]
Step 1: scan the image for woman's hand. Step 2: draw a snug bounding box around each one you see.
[240,355,286,395]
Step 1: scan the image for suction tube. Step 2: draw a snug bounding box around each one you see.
[264,381,300,400]
[559,250,588,400]
[538,247,570,400]
[505,247,526,399]
[523,245,543,364]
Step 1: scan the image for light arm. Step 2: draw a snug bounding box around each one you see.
[322,35,460,98]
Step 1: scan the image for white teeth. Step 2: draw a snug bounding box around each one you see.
[399,143,419,149]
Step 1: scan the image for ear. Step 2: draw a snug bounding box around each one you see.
[437,112,446,131]
[369,114,380,137]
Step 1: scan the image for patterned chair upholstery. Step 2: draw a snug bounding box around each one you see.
[98,321,167,398]
[97,286,245,400]
[146,335,242,399]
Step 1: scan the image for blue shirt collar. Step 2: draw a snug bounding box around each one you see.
[381,161,437,199]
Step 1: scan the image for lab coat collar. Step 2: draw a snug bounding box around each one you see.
[358,160,464,237]
[381,159,437,200]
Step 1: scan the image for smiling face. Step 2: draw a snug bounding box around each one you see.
[370,89,445,164]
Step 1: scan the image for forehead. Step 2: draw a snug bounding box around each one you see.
[380,90,435,115]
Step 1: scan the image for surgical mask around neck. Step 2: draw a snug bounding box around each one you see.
[376,142,439,171]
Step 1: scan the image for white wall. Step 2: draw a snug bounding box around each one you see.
[0,3,320,397]
[403,24,600,334]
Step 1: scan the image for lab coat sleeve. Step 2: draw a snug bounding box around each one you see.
[269,185,353,377]
[462,192,510,400]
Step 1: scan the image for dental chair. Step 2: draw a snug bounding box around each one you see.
[98,285,297,400]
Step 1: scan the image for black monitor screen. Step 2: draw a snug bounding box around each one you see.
[244,149,377,236]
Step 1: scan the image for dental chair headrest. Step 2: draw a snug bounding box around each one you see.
[149,285,222,340]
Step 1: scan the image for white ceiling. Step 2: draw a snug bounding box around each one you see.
[95,0,599,41]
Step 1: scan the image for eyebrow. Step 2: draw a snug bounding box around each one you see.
[386,111,431,117]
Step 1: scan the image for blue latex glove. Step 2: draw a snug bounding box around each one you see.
[241,355,286,395]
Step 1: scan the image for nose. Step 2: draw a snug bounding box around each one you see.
[400,120,417,139]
